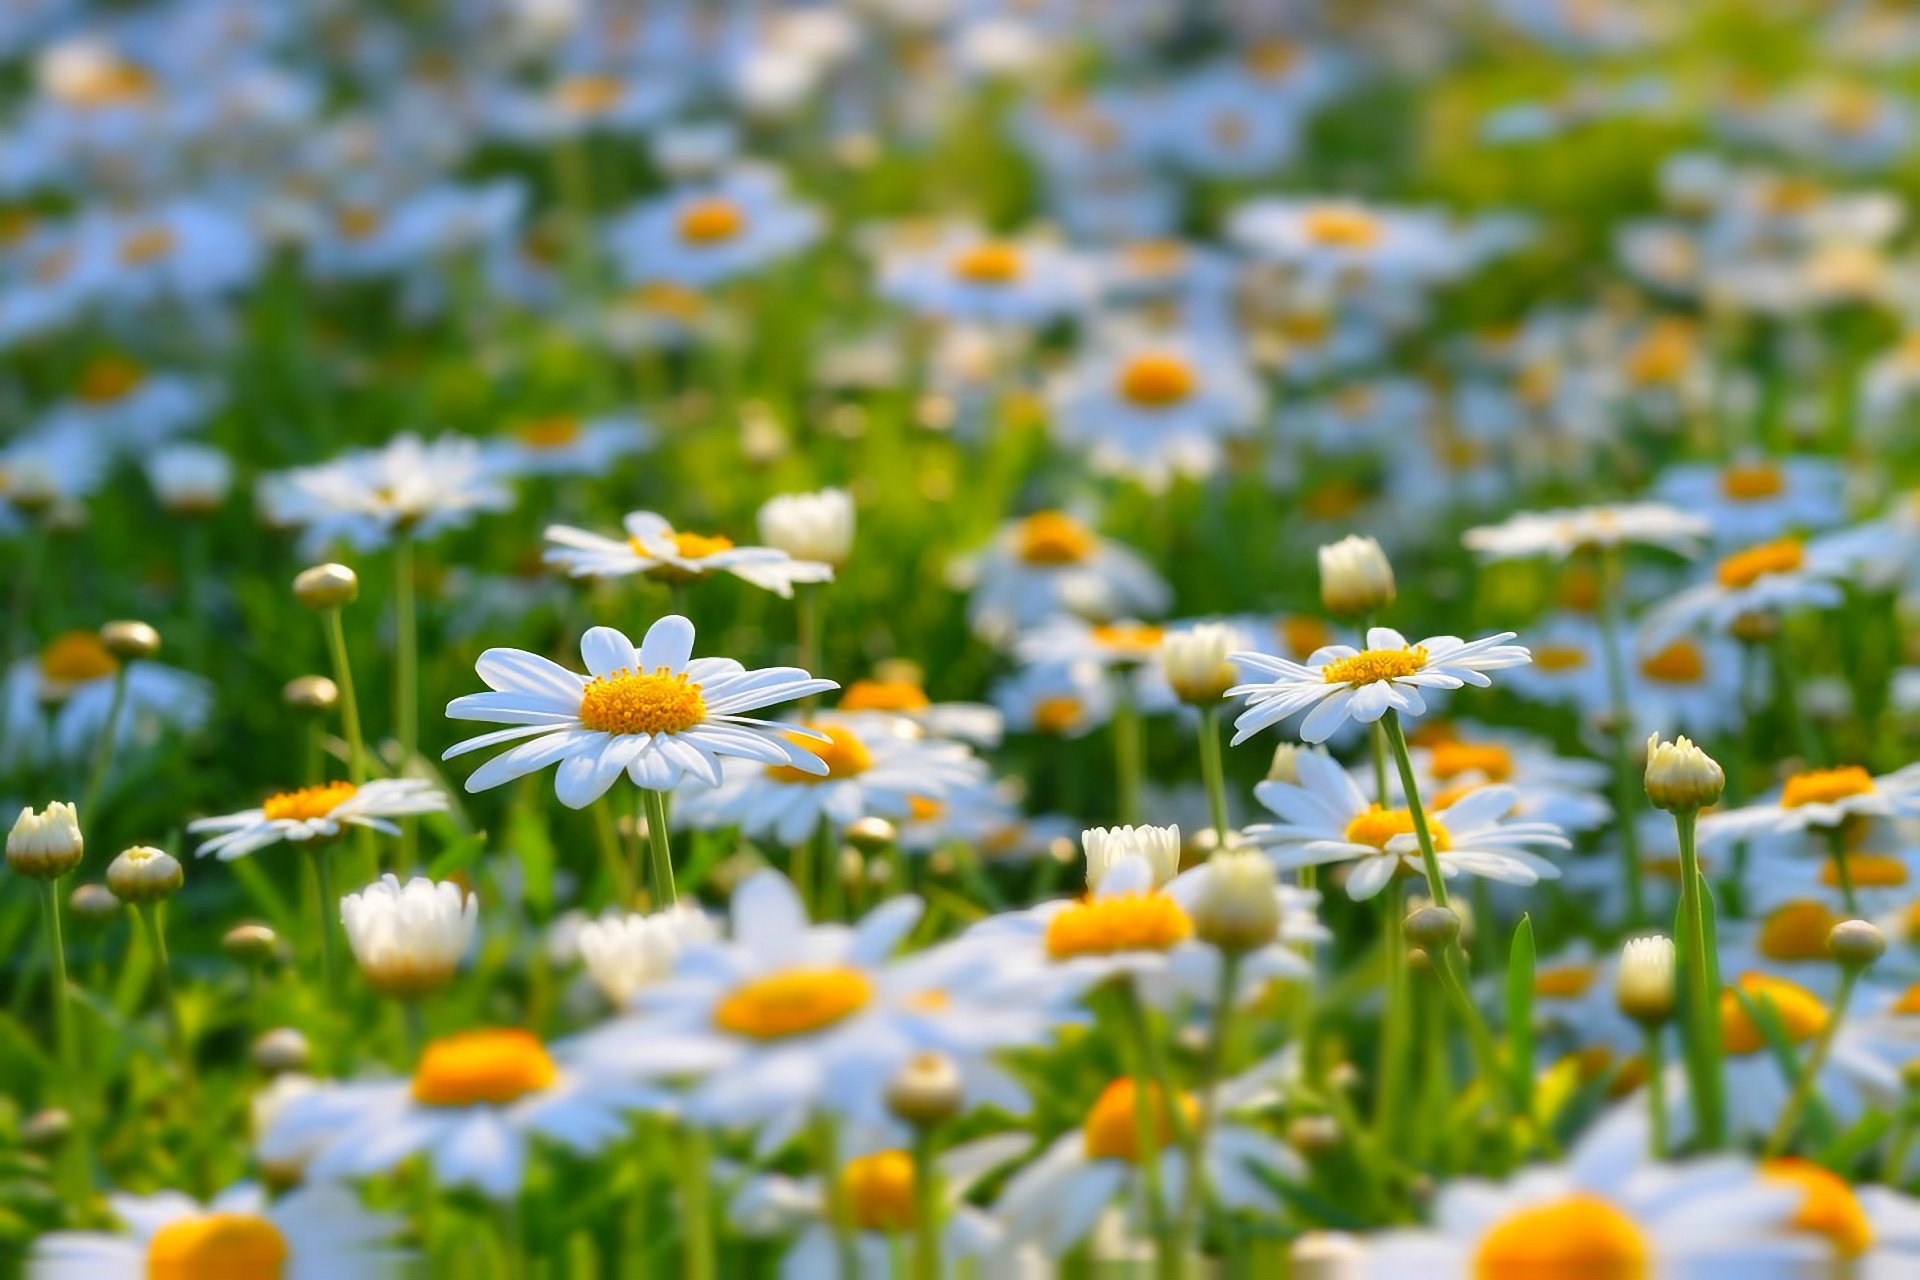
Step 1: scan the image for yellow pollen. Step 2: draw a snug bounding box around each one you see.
[118,226,176,266]
[1624,321,1693,386]
[146,1212,289,1280]
[1282,616,1333,658]
[1303,208,1381,248]
[839,679,930,713]
[515,416,582,449]
[554,74,624,115]
[1473,1194,1650,1280]
[336,207,383,241]
[1014,511,1096,565]
[1715,538,1804,589]
[1343,805,1452,852]
[1534,964,1597,999]
[1046,894,1193,960]
[1637,641,1705,684]
[262,781,358,823]
[766,725,872,785]
[1032,695,1084,735]
[75,354,144,403]
[1116,354,1196,407]
[951,242,1024,284]
[1825,852,1905,888]
[411,1029,559,1107]
[39,631,119,685]
[1764,1158,1874,1258]
[1721,973,1827,1056]
[576,669,708,737]
[1321,646,1429,686]
[1091,622,1165,657]
[907,795,944,823]
[714,967,873,1039]
[838,1151,917,1232]
[1893,983,1920,1016]
[677,199,747,246]
[670,530,736,560]
[1430,742,1514,782]
[1756,901,1837,962]
[1533,644,1590,672]
[1781,766,1875,809]
[1721,463,1786,502]
[1083,1078,1197,1162]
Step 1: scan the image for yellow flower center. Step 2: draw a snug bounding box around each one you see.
[839,679,931,713]
[554,74,623,115]
[1014,511,1096,565]
[1534,964,1597,999]
[1720,463,1786,502]
[1637,640,1705,685]
[336,206,383,241]
[1115,354,1196,408]
[1781,766,1875,809]
[1531,644,1590,671]
[119,226,177,266]
[1281,616,1333,658]
[951,242,1023,284]
[1091,622,1165,657]
[1032,695,1085,735]
[907,795,944,823]
[1892,983,1920,1016]
[1343,805,1452,852]
[76,354,145,403]
[1245,40,1298,78]
[1083,1078,1197,1162]
[60,61,155,109]
[765,725,872,785]
[515,416,582,449]
[261,781,358,823]
[1764,1158,1874,1258]
[1321,646,1429,686]
[1757,900,1837,962]
[1721,973,1827,1056]
[411,1029,559,1107]
[1046,894,1193,960]
[1715,538,1804,589]
[713,967,873,1039]
[1824,852,1905,888]
[576,669,708,737]
[1430,742,1514,782]
[677,199,747,246]
[1473,1194,1650,1280]
[838,1150,917,1232]
[146,1212,289,1280]
[39,631,119,684]
[1303,208,1381,248]
[1624,321,1693,386]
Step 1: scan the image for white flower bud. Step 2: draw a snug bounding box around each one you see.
[1644,733,1725,811]
[1318,535,1395,618]
[146,443,233,516]
[1160,623,1246,706]
[756,487,854,568]
[576,906,717,1006]
[7,802,84,880]
[339,875,477,998]
[1267,743,1307,784]
[1083,824,1181,891]
[886,1050,965,1128]
[292,563,358,610]
[106,845,183,902]
[1616,935,1676,1025]
[1191,851,1282,953]
[1829,919,1886,970]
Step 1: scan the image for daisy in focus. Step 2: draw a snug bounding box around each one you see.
[442,614,837,807]
[187,778,446,860]
[543,510,833,599]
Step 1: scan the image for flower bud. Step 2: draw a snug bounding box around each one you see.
[1160,623,1246,706]
[293,562,358,610]
[7,802,84,880]
[885,1051,965,1128]
[68,882,119,925]
[282,674,339,713]
[1267,743,1306,784]
[224,923,279,966]
[99,619,160,660]
[1828,919,1885,970]
[1644,733,1725,811]
[1285,1115,1341,1156]
[1318,535,1395,619]
[1616,935,1676,1025]
[1404,905,1460,950]
[106,845,183,902]
[845,816,896,853]
[253,1027,312,1075]
[21,1108,70,1152]
[340,875,477,998]
[576,906,716,1006]
[146,442,234,516]
[1191,851,1281,953]
[1083,824,1182,891]
[757,487,854,568]
[1292,1231,1367,1280]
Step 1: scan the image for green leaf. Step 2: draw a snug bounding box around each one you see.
[1817,1111,1891,1172]
[1505,914,1536,1116]
[426,829,488,880]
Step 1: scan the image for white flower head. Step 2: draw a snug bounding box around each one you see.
[1082,824,1182,891]
[188,779,447,861]
[1616,934,1677,1023]
[543,511,833,599]
[1161,622,1248,705]
[756,487,854,568]
[7,801,83,879]
[339,875,478,998]
[1317,535,1395,617]
[577,906,718,1006]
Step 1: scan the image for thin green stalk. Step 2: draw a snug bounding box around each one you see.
[1197,707,1231,848]
[1765,968,1860,1156]
[79,668,129,820]
[322,608,368,784]
[594,800,634,907]
[622,1121,654,1280]
[643,788,677,909]
[136,903,187,1070]
[1673,808,1726,1149]
[393,532,420,871]
[1172,952,1241,1262]
[1595,553,1646,927]
[1824,826,1857,916]
[402,999,426,1063]
[1114,691,1144,826]
[1772,626,1817,766]
[1642,1026,1668,1158]
[813,819,839,921]
[813,1114,859,1280]
[39,881,89,1207]
[1380,713,1448,908]
[1375,881,1411,1150]
[1116,985,1179,1276]
[307,850,340,995]
[796,586,823,709]
[1887,1106,1919,1187]
[910,1125,942,1280]
[680,1124,716,1280]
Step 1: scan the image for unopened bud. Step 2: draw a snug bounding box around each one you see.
[1192,851,1281,953]
[68,882,119,925]
[1318,535,1395,618]
[846,816,896,853]
[1285,1115,1341,1156]
[1644,733,1725,811]
[7,803,84,880]
[886,1051,965,1128]
[1828,919,1885,970]
[293,563,359,610]
[1267,743,1305,784]
[282,674,339,713]
[224,923,279,965]
[253,1027,312,1074]
[99,619,160,660]
[1161,623,1246,705]
[106,846,183,902]
[1405,905,1460,950]
[1616,935,1677,1025]
[21,1109,70,1151]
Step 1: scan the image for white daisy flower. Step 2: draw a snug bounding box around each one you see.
[1640,536,1851,647]
[1701,764,1920,843]
[954,512,1170,645]
[1247,748,1567,900]
[834,674,1003,749]
[1653,456,1849,546]
[187,779,446,861]
[442,614,837,808]
[339,874,479,998]
[992,659,1116,739]
[1226,626,1532,745]
[543,510,833,599]
[29,1181,407,1280]
[476,413,653,479]
[268,433,515,555]
[576,905,719,1007]
[1463,502,1710,561]
[878,227,1094,328]
[1228,197,1466,288]
[1,630,211,772]
[262,1027,660,1200]
[1047,335,1262,490]
[605,164,820,289]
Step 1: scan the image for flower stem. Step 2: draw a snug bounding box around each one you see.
[1197,707,1231,848]
[1114,691,1144,826]
[322,608,368,785]
[643,788,677,909]
[1172,951,1240,1264]
[680,1123,716,1280]
[1824,826,1857,916]
[1375,881,1411,1150]
[813,1113,859,1280]
[1116,984,1180,1275]
[79,668,129,822]
[39,881,90,1207]
[1380,712,1447,908]
[1642,1026,1668,1158]
[307,850,341,996]
[393,531,420,871]
[1765,968,1859,1156]
[910,1124,942,1280]
[1594,553,1646,927]
[1673,807,1727,1149]
[136,903,187,1071]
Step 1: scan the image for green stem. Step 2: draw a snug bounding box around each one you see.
[1674,808,1727,1149]
[1116,985,1179,1274]
[1642,1026,1668,1158]
[1765,968,1859,1156]
[910,1125,942,1280]
[1824,826,1857,916]
[1172,952,1240,1262]
[594,800,634,907]
[323,608,368,785]
[1594,555,1646,927]
[1114,691,1144,826]
[643,788,677,909]
[813,1113,859,1280]
[622,1122,653,1280]
[1197,707,1231,848]
[1380,713,1447,908]
[136,903,187,1070]
[39,881,89,1207]
[680,1124,716,1280]
[393,532,419,871]
[1375,881,1411,1151]
[79,668,129,820]
[308,850,340,996]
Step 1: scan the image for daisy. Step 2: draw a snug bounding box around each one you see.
[1653,456,1849,546]
[476,413,653,479]
[261,1028,660,1200]
[1226,626,1532,745]
[187,779,446,860]
[1639,536,1851,647]
[1463,502,1710,561]
[29,1182,407,1280]
[268,433,514,555]
[672,711,988,847]
[36,357,220,456]
[1701,765,1920,844]
[0,630,211,772]
[954,512,1170,645]
[1228,197,1464,289]
[877,227,1094,328]
[1046,335,1262,490]
[605,165,821,290]
[543,510,833,599]
[1403,724,1613,833]
[991,660,1116,739]
[835,672,1004,749]
[1246,748,1568,900]
[443,614,837,807]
